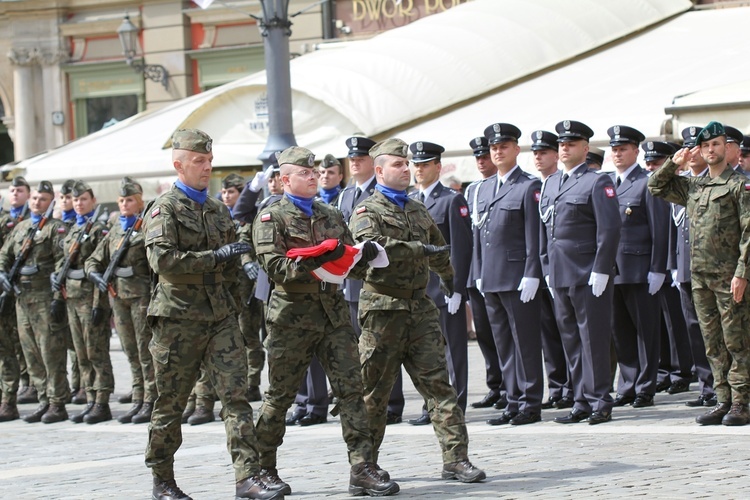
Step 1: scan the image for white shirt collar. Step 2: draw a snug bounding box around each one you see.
[356,175,375,190]
[420,180,441,200]
[617,162,639,184]
[498,165,519,185]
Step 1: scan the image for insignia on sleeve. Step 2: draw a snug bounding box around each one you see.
[356,206,367,214]
[534,190,541,202]
[260,213,271,222]
[102,229,109,235]
[6,222,13,228]
[151,207,160,218]
[745,183,750,191]
[57,227,66,234]
[147,226,163,240]
[459,206,469,217]
[604,186,616,198]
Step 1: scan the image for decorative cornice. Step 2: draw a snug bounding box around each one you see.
[8,47,68,67]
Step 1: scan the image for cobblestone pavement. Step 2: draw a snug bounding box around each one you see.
[1,337,748,499]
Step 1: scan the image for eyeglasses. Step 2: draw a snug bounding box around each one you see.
[291,169,320,180]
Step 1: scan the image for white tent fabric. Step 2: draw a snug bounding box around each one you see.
[14,0,690,198]
[668,80,750,134]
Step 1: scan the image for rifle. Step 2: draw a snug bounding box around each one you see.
[53,204,102,299]
[100,203,149,298]
[0,200,56,314]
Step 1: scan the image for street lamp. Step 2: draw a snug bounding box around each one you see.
[117,15,169,90]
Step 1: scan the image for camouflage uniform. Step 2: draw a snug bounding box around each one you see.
[143,184,259,482]
[0,210,20,405]
[350,189,470,464]
[59,211,81,395]
[237,223,264,390]
[648,157,750,404]
[0,215,69,406]
[252,196,374,469]
[58,216,114,405]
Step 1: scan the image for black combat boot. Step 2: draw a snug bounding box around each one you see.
[41,404,68,423]
[118,400,143,423]
[187,406,215,425]
[71,387,87,405]
[152,477,192,500]
[71,401,95,423]
[0,401,20,422]
[131,402,154,424]
[17,385,38,404]
[259,467,292,494]
[83,403,112,424]
[23,403,49,423]
[236,475,284,499]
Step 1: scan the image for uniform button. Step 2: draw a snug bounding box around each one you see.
[486,243,489,247]
[552,238,556,241]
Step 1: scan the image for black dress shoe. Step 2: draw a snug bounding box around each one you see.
[510,411,541,425]
[654,379,671,393]
[493,395,508,410]
[613,394,635,406]
[285,408,306,426]
[554,409,590,424]
[704,394,718,407]
[686,395,708,407]
[667,380,690,394]
[470,392,501,409]
[541,396,561,409]
[632,393,654,408]
[554,396,574,409]
[386,411,402,425]
[298,412,327,426]
[487,411,517,426]
[588,411,612,425]
[408,414,431,426]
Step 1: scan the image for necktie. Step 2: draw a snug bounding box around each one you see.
[354,187,362,200]
[418,192,425,203]
[495,179,502,195]
[560,173,569,188]
[616,177,622,188]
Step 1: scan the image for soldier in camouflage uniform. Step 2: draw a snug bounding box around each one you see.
[349,139,486,484]
[53,182,113,424]
[648,121,750,426]
[236,221,264,402]
[0,181,69,424]
[143,129,279,500]
[252,146,399,497]
[87,179,156,425]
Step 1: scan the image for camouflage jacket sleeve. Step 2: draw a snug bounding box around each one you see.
[733,181,750,279]
[647,157,688,206]
[0,225,16,273]
[424,212,453,287]
[349,206,425,260]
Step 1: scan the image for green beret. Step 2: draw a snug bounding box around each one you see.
[278,146,315,168]
[221,173,245,190]
[320,154,341,169]
[60,179,76,195]
[119,182,142,197]
[172,128,213,154]
[11,176,29,189]
[72,181,92,197]
[369,138,409,159]
[36,180,54,195]
[696,121,726,145]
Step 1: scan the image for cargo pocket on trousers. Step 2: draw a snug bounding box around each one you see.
[149,339,170,365]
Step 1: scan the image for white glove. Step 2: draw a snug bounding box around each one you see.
[671,269,679,288]
[517,277,540,303]
[445,292,462,315]
[647,272,666,295]
[249,167,274,192]
[588,272,609,298]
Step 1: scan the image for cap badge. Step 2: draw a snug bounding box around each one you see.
[493,124,501,133]
[647,141,654,150]
[416,142,423,152]
[308,154,315,167]
[690,126,697,136]
[351,137,358,147]
[535,131,543,140]
[401,146,408,156]
[205,139,212,153]
[563,120,571,131]
[702,129,710,139]
[613,125,621,135]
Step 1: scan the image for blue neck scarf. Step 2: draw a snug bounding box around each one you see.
[175,180,208,205]
[76,210,95,227]
[10,205,24,220]
[62,208,76,223]
[285,193,315,217]
[31,213,42,224]
[119,214,137,231]
[319,186,341,205]
[376,184,409,209]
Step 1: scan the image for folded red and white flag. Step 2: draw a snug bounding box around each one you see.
[286,239,388,284]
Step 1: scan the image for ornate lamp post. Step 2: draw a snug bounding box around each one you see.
[117,15,169,90]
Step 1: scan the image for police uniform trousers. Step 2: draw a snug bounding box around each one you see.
[678,282,714,396]
[359,292,468,465]
[293,355,329,417]
[240,295,265,389]
[690,272,750,404]
[484,291,543,414]
[145,315,259,482]
[113,295,156,403]
[15,292,69,405]
[349,298,405,417]
[67,295,114,404]
[553,284,615,414]
[656,281,693,386]
[257,290,373,469]
[612,283,661,397]
[466,287,504,399]
[539,288,572,400]
[0,309,20,404]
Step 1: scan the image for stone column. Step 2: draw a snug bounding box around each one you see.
[8,48,37,161]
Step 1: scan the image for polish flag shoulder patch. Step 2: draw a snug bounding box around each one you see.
[260,213,271,222]
[150,207,160,218]
[534,190,541,203]
[604,186,616,198]
[745,183,750,191]
[57,227,66,234]
[356,206,367,214]
[459,206,469,217]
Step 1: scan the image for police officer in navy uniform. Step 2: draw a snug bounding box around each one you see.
[739,135,750,173]
[478,123,544,426]
[464,136,506,410]
[606,126,669,409]
[540,120,621,425]
[338,136,404,425]
[407,141,472,425]
[586,147,605,170]
[669,127,716,407]
[724,126,748,177]
[531,130,574,410]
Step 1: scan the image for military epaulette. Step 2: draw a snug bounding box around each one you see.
[521,171,537,180]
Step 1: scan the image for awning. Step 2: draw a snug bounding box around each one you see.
[668,79,750,134]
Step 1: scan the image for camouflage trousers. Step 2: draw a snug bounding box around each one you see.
[16,296,69,405]
[190,364,216,410]
[358,292,469,465]
[692,272,750,404]
[240,296,265,388]
[257,292,373,469]
[0,309,19,404]
[145,315,259,482]
[113,295,156,403]
[60,320,81,391]
[67,296,114,404]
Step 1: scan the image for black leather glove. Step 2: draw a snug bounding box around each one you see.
[0,272,11,294]
[423,244,451,256]
[316,241,346,265]
[88,272,108,294]
[50,272,62,293]
[440,279,455,297]
[50,299,66,323]
[243,262,260,281]
[91,307,105,327]
[213,242,252,264]
[360,241,379,262]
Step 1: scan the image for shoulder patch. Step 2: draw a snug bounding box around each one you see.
[57,227,66,234]
[745,183,750,191]
[260,213,271,222]
[102,229,109,236]
[459,206,469,217]
[147,226,163,240]
[356,206,367,214]
[534,190,541,202]
[604,186,616,198]
[151,207,161,218]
